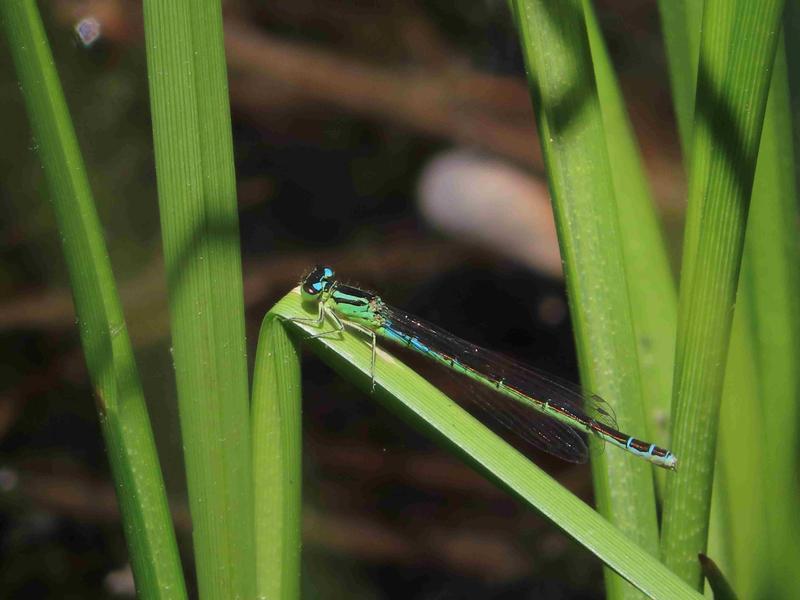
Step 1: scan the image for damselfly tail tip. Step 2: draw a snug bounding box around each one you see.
[661,453,678,471]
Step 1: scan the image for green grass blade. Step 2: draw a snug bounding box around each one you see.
[511,1,660,596]
[655,2,793,596]
[705,47,799,598]
[739,42,800,598]
[583,0,677,462]
[660,3,800,595]
[713,303,766,597]
[0,2,186,597]
[656,0,704,160]
[270,289,703,600]
[252,315,303,600]
[660,0,786,588]
[142,0,255,597]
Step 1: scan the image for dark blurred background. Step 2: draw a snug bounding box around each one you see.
[0,1,689,597]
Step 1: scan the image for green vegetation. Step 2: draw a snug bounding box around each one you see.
[0,1,185,597]
[142,0,255,596]
[2,0,797,598]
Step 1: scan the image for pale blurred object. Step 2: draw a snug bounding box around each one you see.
[418,150,562,278]
[104,564,135,597]
[74,16,102,48]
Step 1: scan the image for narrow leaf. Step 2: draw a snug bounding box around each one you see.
[252,314,303,600]
[0,1,186,597]
[511,1,660,595]
[142,0,255,596]
[267,289,703,600]
[660,0,785,587]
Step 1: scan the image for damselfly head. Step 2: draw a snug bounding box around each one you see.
[301,265,336,301]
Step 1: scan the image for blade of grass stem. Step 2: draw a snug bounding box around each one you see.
[706,458,733,585]
[251,315,302,600]
[0,2,186,597]
[739,42,800,598]
[511,1,660,596]
[714,300,767,598]
[705,49,798,598]
[270,289,702,600]
[583,0,677,471]
[655,2,789,595]
[656,0,703,161]
[660,0,785,587]
[142,0,255,597]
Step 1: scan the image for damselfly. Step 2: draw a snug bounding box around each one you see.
[295,265,677,470]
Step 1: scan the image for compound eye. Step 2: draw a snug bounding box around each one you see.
[301,265,334,300]
[302,282,321,297]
